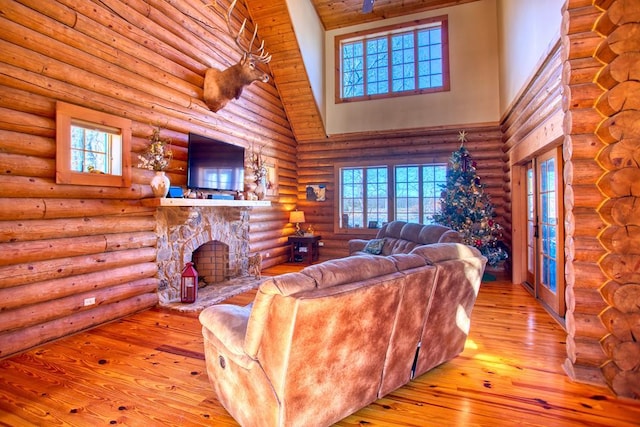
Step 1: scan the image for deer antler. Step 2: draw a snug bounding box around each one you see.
[210,0,271,64]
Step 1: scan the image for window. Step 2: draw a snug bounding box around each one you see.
[339,163,446,231]
[70,119,123,176]
[56,102,131,187]
[336,16,449,102]
[341,166,388,229]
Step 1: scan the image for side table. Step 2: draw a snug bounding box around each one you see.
[288,235,321,265]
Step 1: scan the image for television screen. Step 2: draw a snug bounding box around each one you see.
[187,133,245,192]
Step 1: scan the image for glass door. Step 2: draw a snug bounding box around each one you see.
[525,148,565,317]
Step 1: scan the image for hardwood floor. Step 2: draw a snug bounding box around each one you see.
[1,264,639,426]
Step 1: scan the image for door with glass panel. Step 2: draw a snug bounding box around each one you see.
[525,148,565,317]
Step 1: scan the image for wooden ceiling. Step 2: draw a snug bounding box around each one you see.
[310,0,481,30]
[248,0,480,142]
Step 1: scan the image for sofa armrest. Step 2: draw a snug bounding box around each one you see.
[348,239,368,255]
[199,303,251,357]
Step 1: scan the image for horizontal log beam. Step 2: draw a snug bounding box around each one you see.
[0,214,155,243]
[0,293,158,359]
[0,247,157,289]
[0,278,157,333]
[0,262,158,311]
[0,231,157,267]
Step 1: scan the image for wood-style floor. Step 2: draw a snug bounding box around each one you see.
[1,264,639,426]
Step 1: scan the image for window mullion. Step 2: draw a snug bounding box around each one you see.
[362,40,368,97]
[387,34,392,95]
[389,165,395,221]
[413,29,419,91]
[418,165,424,223]
[362,170,369,226]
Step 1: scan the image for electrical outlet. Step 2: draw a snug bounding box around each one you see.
[318,241,324,246]
[84,297,96,306]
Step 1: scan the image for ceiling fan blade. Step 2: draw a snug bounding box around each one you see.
[362,0,375,13]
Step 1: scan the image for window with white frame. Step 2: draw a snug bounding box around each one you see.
[336,16,449,103]
[339,163,446,230]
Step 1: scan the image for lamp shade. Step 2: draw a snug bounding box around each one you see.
[289,210,305,224]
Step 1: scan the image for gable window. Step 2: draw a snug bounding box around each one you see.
[336,16,449,103]
[338,163,446,231]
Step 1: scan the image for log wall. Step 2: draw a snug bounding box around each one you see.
[0,0,296,359]
[591,0,640,398]
[502,0,640,398]
[297,125,506,260]
[560,0,611,387]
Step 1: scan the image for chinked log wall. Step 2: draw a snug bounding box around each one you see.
[0,0,295,359]
[297,125,507,260]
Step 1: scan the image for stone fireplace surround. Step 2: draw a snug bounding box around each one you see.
[147,199,270,306]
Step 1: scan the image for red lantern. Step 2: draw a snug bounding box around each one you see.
[181,262,198,303]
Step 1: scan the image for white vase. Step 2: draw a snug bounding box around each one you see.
[150,171,170,197]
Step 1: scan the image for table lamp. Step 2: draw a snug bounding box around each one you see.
[289,210,305,236]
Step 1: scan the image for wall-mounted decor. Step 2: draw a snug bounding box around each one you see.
[263,160,278,197]
[306,184,326,201]
[203,0,272,112]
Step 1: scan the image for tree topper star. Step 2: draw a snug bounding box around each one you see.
[458,130,468,145]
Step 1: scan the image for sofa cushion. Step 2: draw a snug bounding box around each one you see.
[411,242,483,264]
[399,222,425,241]
[266,272,317,296]
[364,238,385,254]
[301,255,397,289]
[417,224,461,244]
[378,221,405,239]
[387,253,427,271]
[384,238,420,255]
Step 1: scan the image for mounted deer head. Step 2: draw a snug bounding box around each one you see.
[204,0,272,112]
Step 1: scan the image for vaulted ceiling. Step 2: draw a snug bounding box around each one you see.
[310,0,481,30]
[248,0,481,142]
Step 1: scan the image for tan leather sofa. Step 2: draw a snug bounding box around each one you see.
[348,220,462,256]
[199,243,486,427]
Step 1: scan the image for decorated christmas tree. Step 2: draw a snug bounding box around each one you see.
[432,131,508,267]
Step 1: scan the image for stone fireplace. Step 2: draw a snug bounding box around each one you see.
[154,205,251,305]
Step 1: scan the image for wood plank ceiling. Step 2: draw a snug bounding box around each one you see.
[247,0,481,142]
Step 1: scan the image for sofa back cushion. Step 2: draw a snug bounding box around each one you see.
[244,255,398,358]
[257,271,406,426]
[301,254,397,288]
[410,242,482,264]
[373,221,462,255]
[244,272,317,358]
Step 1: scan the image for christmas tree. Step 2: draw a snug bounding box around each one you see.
[432,131,508,267]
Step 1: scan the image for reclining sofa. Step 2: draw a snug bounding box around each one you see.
[348,220,462,256]
[199,241,487,427]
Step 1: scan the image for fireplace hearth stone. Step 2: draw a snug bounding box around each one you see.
[162,275,266,313]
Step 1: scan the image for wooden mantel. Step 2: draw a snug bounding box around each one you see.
[141,198,272,208]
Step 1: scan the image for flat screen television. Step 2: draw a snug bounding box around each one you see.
[187,133,245,193]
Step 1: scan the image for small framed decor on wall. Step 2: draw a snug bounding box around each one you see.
[264,160,278,197]
[306,184,326,201]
